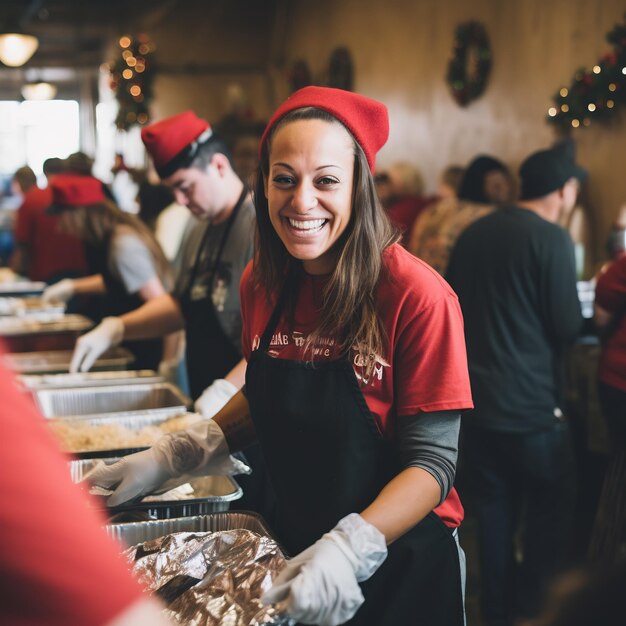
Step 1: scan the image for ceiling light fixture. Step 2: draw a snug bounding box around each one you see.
[21,81,56,100]
[0,32,39,67]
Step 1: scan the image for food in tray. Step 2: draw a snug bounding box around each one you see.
[125,530,290,625]
[49,413,203,453]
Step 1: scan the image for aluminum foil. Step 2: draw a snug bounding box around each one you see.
[125,529,293,626]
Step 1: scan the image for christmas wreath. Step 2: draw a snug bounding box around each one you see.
[547,13,626,130]
[107,33,156,131]
[447,21,492,107]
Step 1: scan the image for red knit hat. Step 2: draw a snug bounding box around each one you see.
[141,111,212,178]
[47,174,106,213]
[260,86,389,172]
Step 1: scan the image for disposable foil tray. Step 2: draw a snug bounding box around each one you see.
[3,347,135,374]
[70,457,242,520]
[0,313,92,336]
[0,281,46,296]
[34,382,189,419]
[0,297,65,317]
[105,512,284,552]
[48,410,200,458]
[19,369,164,390]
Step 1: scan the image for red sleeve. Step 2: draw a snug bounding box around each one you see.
[380,247,473,416]
[0,351,144,626]
[596,255,626,312]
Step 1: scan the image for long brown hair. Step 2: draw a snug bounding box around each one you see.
[60,200,172,288]
[253,107,399,375]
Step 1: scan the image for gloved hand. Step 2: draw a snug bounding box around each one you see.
[194,378,238,417]
[70,317,124,373]
[262,513,388,626]
[158,358,180,385]
[42,278,75,304]
[84,419,250,507]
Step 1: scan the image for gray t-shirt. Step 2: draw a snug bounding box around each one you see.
[174,195,255,351]
[108,225,168,294]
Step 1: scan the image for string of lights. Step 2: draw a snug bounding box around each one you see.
[547,13,626,130]
[105,33,156,131]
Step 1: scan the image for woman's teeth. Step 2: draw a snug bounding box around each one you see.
[288,218,326,231]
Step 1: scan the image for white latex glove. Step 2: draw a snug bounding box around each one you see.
[70,317,124,373]
[158,358,179,385]
[84,419,250,507]
[194,378,238,417]
[262,513,388,626]
[42,278,75,304]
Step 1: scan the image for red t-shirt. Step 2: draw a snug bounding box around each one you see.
[596,254,626,392]
[0,352,143,626]
[14,185,87,282]
[240,243,473,527]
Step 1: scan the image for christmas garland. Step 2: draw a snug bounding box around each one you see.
[107,34,156,131]
[547,13,626,130]
[447,21,492,106]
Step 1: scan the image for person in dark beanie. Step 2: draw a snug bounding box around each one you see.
[85,86,473,626]
[446,145,587,626]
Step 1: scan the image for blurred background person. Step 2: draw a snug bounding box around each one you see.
[408,154,513,274]
[65,150,117,204]
[381,161,436,247]
[9,160,88,292]
[588,239,626,563]
[446,145,586,626]
[436,164,466,201]
[42,174,173,371]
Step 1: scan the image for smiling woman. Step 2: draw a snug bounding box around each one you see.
[265,116,355,275]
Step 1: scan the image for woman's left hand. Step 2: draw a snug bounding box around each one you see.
[261,513,387,626]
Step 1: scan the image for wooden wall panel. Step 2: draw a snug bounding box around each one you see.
[275,0,626,266]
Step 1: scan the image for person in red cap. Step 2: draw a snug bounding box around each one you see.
[84,86,472,626]
[73,111,272,517]
[42,173,173,371]
[10,159,88,287]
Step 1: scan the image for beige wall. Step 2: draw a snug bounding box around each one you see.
[138,0,626,267]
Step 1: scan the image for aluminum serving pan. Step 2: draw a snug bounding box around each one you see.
[3,347,135,374]
[19,369,164,390]
[34,382,189,419]
[0,313,92,336]
[70,457,242,520]
[48,410,200,458]
[105,512,284,551]
[0,281,46,297]
[0,297,65,317]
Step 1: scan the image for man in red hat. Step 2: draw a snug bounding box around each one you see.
[70,110,272,515]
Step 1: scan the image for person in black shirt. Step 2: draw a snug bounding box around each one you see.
[446,145,586,626]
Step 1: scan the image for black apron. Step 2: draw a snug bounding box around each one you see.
[84,237,163,371]
[245,290,464,626]
[178,190,275,519]
[178,190,247,401]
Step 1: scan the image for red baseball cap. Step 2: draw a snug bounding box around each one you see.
[47,174,106,214]
[260,86,389,172]
[141,111,212,178]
